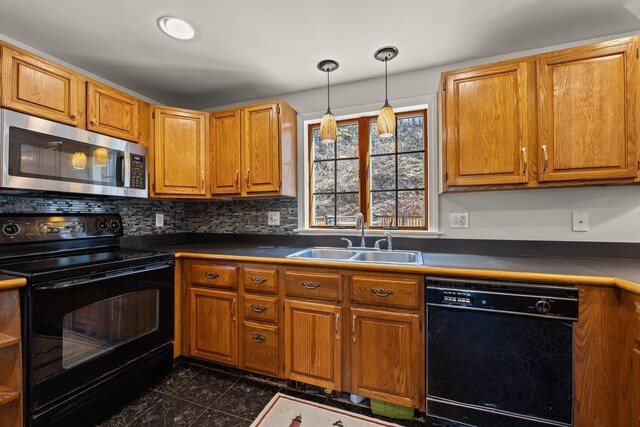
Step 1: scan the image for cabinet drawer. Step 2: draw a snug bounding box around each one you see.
[243,267,278,294]
[284,270,342,302]
[243,321,279,376]
[243,295,278,323]
[191,264,238,289]
[350,275,420,310]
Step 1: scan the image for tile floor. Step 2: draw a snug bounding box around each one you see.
[95,360,434,427]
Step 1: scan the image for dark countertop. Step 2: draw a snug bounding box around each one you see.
[153,243,640,292]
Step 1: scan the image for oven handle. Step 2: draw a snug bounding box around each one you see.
[36,262,173,290]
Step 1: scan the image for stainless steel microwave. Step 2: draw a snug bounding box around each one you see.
[0,109,147,198]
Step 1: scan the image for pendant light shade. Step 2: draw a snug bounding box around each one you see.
[375,46,399,138]
[317,59,339,143]
[71,151,87,170]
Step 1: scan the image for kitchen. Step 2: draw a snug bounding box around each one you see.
[0,1,639,426]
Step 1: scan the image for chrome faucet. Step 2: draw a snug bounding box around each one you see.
[355,212,366,248]
[374,232,393,251]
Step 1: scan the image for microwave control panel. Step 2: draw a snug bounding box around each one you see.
[130,154,146,189]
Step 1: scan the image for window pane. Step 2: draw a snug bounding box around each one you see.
[336,159,359,192]
[371,155,396,191]
[313,161,334,193]
[336,124,358,159]
[313,128,334,160]
[337,193,359,227]
[370,191,396,227]
[398,153,424,189]
[370,121,395,155]
[312,194,335,226]
[397,115,424,152]
[398,190,425,227]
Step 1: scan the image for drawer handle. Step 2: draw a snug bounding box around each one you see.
[302,281,320,290]
[252,333,267,343]
[251,304,267,313]
[205,272,219,280]
[251,277,268,285]
[371,288,394,297]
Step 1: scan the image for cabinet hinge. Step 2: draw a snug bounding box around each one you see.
[278,180,281,188]
[442,81,446,92]
[443,172,448,182]
[277,105,281,115]
[152,112,155,119]
[636,48,639,59]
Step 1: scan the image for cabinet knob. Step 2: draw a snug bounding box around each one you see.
[235,170,240,189]
[71,112,80,119]
[246,169,251,187]
[205,272,219,279]
[371,288,394,297]
[252,333,267,343]
[302,281,320,290]
[90,118,98,125]
[251,304,267,313]
[251,276,267,285]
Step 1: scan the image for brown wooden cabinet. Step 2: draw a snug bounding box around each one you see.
[210,100,297,198]
[189,287,238,366]
[443,60,535,188]
[350,307,420,407]
[0,289,23,427]
[86,81,140,142]
[284,299,342,390]
[537,37,638,182]
[631,348,640,426]
[151,106,208,197]
[1,46,80,126]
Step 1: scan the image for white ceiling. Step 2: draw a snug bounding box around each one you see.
[1,0,639,109]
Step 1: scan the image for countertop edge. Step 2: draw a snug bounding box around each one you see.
[0,277,27,290]
[173,251,636,294]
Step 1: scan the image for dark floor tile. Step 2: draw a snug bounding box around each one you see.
[97,389,165,427]
[189,409,252,427]
[152,365,204,395]
[176,368,239,407]
[128,394,207,427]
[212,377,280,420]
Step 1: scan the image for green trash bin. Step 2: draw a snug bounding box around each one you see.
[370,399,414,420]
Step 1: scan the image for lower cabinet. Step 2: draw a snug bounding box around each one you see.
[284,300,342,390]
[189,287,238,366]
[632,349,640,426]
[350,308,421,407]
[242,321,279,376]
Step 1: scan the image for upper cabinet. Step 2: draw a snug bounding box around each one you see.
[441,35,640,192]
[1,46,80,126]
[210,100,298,198]
[86,81,141,142]
[443,61,535,187]
[537,38,638,182]
[151,106,208,198]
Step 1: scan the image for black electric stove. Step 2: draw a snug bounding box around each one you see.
[0,214,175,427]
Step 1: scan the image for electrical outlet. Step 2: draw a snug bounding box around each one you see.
[155,213,164,227]
[450,213,469,229]
[572,212,589,232]
[267,211,280,226]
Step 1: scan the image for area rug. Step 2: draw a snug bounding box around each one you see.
[251,393,401,427]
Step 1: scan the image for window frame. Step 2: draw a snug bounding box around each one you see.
[297,97,441,238]
[308,110,428,230]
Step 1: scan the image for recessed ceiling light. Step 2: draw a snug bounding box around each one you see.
[157,16,196,40]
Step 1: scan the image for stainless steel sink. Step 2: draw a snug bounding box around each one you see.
[286,247,423,266]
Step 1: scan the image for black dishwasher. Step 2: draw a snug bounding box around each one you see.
[426,276,578,427]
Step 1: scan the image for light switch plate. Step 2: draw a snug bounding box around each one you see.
[572,212,589,232]
[268,211,280,226]
[450,212,469,229]
[155,213,164,227]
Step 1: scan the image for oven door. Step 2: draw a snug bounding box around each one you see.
[25,262,174,412]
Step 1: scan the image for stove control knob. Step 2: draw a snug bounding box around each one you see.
[110,220,121,231]
[2,223,20,237]
[535,300,551,314]
[97,219,109,231]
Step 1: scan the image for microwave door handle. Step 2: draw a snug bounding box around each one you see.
[116,153,125,187]
[37,263,172,290]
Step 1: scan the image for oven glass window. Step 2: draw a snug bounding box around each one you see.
[8,127,123,186]
[62,289,159,368]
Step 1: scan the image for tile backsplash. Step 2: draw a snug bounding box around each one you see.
[0,194,299,237]
[0,194,185,237]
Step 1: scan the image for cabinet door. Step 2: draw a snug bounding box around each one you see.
[284,300,341,390]
[211,109,242,195]
[87,81,140,142]
[537,39,638,182]
[632,349,640,427]
[350,308,420,407]
[189,287,238,366]
[242,102,280,193]
[1,47,79,125]
[153,107,208,196]
[444,61,534,187]
[242,321,279,377]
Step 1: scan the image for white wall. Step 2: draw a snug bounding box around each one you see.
[207,30,640,242]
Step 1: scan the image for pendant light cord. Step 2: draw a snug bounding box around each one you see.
[326,71,331,114]
[385,58,388,103]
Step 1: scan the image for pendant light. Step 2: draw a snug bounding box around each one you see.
[71,152,87,170]
[374,46,399,138]
[317,59,339,143]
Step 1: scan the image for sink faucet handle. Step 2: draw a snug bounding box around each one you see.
[385,232,393,251]
[373,238,386,250]
[341,238,353,249]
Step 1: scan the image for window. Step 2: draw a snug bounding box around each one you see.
[309,109,427,230]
